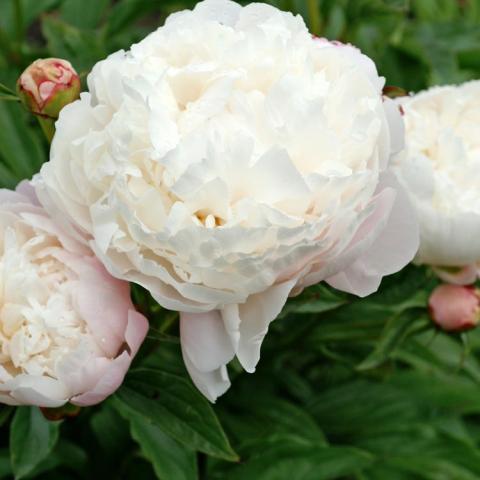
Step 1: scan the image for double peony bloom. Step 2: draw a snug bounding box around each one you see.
[396,81,480,285]
[0,183,147,406]
[2,0,477,404]
[35,0,419,401]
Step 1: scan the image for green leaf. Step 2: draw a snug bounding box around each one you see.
[0,101,46,187]
[219,436,374,480]
[307,380,420,439]
[10,407,60,480]
[0,449,12,480]
[387,371,480,415]
[280,283,348,318]
[0,406,13,428]
[41,16,107,74]
[219,397,327,446]
[60,0,109,29]
[129,414,198,480]
[113,368,238,461]
[356,310,430,370]
[90,403,131,456]
[26,440,88,479]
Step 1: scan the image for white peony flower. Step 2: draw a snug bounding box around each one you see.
[36,0,418,401]
[396,80,480,285]
[0,183,147,407]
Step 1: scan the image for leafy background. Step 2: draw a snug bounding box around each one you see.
[1,0,480,479]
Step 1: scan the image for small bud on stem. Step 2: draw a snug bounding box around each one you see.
[429,284,480,332]
[17,58,80,142]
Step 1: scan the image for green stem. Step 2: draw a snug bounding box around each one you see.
[307,0,322,36]
[0,82,16,95]
[38,117,55,143]
[13,0,24,44]
[0,94,20,102]
[0,27,14,62]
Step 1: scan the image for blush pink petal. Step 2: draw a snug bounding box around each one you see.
[299,185,396,292]
[70,353,131,406]
[433,265,478,286]
[326,171,419,296]
[70,310,148,406]
[66,255,133,356]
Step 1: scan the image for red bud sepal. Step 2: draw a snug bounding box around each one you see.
[17,58,81,142]
[40,403,82,422]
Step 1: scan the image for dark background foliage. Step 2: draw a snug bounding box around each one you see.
[1,1,480,479]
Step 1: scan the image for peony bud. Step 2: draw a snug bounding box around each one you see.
[17,58,80,141]
[429,284,480,332]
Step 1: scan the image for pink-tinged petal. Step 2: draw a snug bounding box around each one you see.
[180,311,235,402]
[299,185,396,291]
[15,180,42,206]
[124,309,149,356]
[0,188,30,205]
[71,257,132,356]
[326,260,382,298]
[326,170,419,297]
[56,353,113,397]
[432,265,478,286]
[19,211,89,256]
[70,353,131,406]
[231,278,297,373]
[67,310,148,406]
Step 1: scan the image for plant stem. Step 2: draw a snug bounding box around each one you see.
[0,82,16,95]
[0,94,20,102]
[307,0,322,36]
[12,0,24,63]
[38,117,56,143]
[13,0,24,44]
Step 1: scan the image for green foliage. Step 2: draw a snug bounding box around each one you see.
[0,0,479,479]
[10,407,60,479]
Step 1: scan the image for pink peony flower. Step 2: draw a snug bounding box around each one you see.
[429,284,480,332]
[0,182,147,407]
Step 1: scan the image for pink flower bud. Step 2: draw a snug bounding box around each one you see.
[429,284,480,332]
[16,58,80,119]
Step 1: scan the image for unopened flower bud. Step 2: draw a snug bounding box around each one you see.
[429,284,480,332]
[17,58,80,141]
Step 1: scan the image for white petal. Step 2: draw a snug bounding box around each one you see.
[227,278,297,373]
[180,311,234,402]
